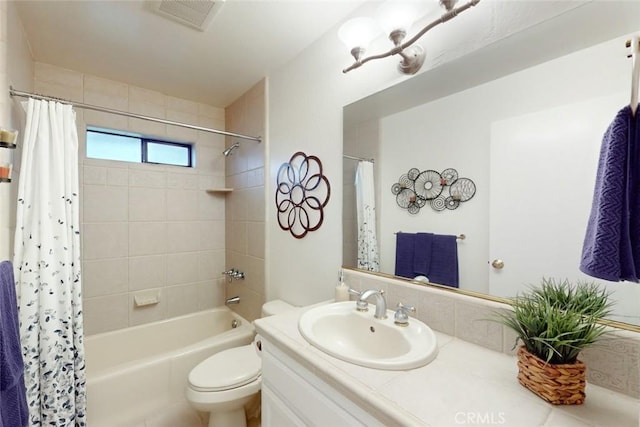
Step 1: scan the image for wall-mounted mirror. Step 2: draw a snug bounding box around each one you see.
[343,1,640,328]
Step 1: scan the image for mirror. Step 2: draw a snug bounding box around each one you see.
[343,1,640,328]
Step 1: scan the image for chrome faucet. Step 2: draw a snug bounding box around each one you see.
[225,296,240,305]
[356,289,387,319]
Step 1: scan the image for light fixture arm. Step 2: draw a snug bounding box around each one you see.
[342,0,481,74]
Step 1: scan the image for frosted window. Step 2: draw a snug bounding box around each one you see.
[147,142,191,167]
[86,128,193,167]
[86,131,141,163]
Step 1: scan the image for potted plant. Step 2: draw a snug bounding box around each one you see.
[498,278,613,405]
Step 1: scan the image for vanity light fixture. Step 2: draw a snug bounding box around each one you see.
[339,0,481,74]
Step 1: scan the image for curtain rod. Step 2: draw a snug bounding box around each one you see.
[8,86,262,143]
[343,154,374,163]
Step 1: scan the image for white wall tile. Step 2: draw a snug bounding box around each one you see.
[129,255,166,291]
[129,288,167,326]
[129,222,167,256]
[199,220,224,251]
[167,96,198,115]
[83,166,107,185]
[196,145,224,176]
[166,283,200,318]
[34,79,84,103]
[129,187,166,221]
[84,109,129,131]
[83,76,129,129]
[83,185,128,222]
[35,62,83,88]
[227,220,247,254]
[166,109,198,142]
[129,86,165,108]
[166,222,200,253]
[166,189,198,221]
[83,223,128,260]
[84,294,129,335]
[419,291,457,336]
[83,258,128,298]
[199,279,224,310]
[247,167,264,187]
[247,186,265,221]
[247,222,264,259]
[455,301,504,352]
[129,169,166,188]
[107,167,129,186]
[244,256,264,294]
[226,188,248,221]
[198,250,224,281]
[197,191,224,220]
[198,103,224,121]
[167,172,198,190]
[166,252,199,286]
[84,75,128,109]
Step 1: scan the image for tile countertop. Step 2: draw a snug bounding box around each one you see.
[254,305,640,427]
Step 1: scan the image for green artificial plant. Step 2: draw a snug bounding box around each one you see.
[499,278,613,364]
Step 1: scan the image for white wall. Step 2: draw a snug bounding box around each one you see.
[1,1,33,261]
[265,0,592,305]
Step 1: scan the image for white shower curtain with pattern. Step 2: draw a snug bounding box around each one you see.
[355,161,380,271]
[13,98,86,426]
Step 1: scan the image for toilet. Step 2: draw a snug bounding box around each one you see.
[186,300,294,427]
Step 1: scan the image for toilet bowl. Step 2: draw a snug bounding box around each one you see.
[186,300,294,427]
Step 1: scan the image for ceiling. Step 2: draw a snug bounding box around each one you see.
[14,0,364,107]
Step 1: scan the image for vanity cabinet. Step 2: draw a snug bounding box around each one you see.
[261,338,384,427]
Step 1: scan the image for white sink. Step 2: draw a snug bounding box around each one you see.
[298,301,438,370]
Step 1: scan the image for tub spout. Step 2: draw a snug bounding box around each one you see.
[226,296,240,305]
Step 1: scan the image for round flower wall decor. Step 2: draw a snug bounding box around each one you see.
[275,151,331,239]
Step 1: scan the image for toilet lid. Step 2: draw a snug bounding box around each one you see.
[189,345,261,392]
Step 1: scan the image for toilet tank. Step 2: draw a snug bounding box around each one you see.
[261,300,294,317]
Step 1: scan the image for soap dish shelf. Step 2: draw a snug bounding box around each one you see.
[206,188,233,194]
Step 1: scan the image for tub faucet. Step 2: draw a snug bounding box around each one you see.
[356,289,387,319]
[225,296,240,305]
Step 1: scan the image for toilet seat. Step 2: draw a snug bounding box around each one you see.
[188,345,261,392]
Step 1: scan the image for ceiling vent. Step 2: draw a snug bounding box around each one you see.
[152,0,225,31]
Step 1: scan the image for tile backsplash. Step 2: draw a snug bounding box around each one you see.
[344,269,640,399]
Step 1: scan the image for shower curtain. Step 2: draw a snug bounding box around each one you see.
[13,99,86,426]
[355,161,380,271]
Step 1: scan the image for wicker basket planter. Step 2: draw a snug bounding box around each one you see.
[516,346,586,405]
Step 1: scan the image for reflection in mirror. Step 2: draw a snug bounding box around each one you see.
[343,2,640,327]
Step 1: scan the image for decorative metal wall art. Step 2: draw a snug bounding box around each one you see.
[276,151,331,238]
[391,167,475,214]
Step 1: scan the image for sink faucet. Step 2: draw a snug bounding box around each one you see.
[357,289,387,319]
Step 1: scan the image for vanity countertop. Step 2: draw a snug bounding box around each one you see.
[254,304,640,427]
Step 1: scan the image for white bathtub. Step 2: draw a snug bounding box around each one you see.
[85,307,254,427]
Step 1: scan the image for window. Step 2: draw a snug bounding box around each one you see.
[86,128,193,167]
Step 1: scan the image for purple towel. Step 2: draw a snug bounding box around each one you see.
[395,233,416,279]
[413,233,433,276]
[428,234,459,288]
[580,106,639,282]
[0,261,28,427]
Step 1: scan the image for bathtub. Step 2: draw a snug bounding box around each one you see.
[85,307,254,427]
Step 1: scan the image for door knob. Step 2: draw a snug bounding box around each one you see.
[491,259,505,269]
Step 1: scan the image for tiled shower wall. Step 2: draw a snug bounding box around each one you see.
[34,62,228,335]
[224,79,266,322]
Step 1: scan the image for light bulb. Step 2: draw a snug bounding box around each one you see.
[377,0,420,35]
[338,17,380,51]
